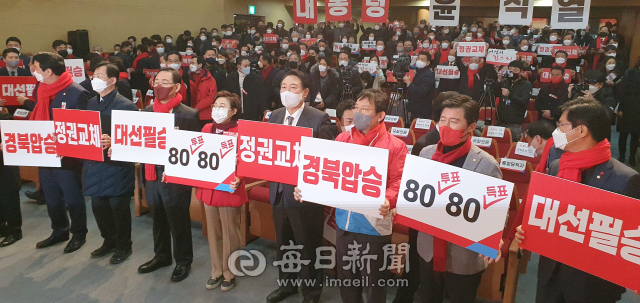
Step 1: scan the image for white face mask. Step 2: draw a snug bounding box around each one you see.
[250,30,256,35]
[217,58,226,64]
[555,57,566,65]
[91,78,109,93]
[552,127,578,151]
[462,27,468,31]
[469,63,479,70]
[241,51,248,56]
[319,47,325,52]
[13,47,20,53]
[190,64,198,72]
[563,40,572,46]
[212,33,218,36]
[278,24,283,28]
[503,40,510,45]
[211,107,229,123]
[166,38,173,43]
[521,45,529,51]
[342,124,354,132]
[33,70,45,82]
[416,60,427,69]
[157,47,165,54]
[169,63,181,70]
[465,37,472,41]
[113,51,119,55]
[292,38,298,42]
[200,36,207,41]
[441,43,449,49]
[374,25,380,30]
[280,91,303,108]
[477,33,483,38]
[318,65,327,72]
[376,46,384,51]
[549,36,558,41]
[608,53,617,57]
[258,61,264,68]
[267,29,273,34]
[300,50,306,56]
[448,55,455,62]
[339,24,344,28]
[339,61,348,67]
[396,31,401,36]
[282,44,289,50]
[342,39,348,43]
[67,49,73,55]
[444,29,450,34]
[422,43,429,49]
[186,50,193,55]
[306,35,311,38]
[588,85,599,94]
[606,64,616,71]
[212,43,218,47]
[369,37,375,41]
[471,27,478,32]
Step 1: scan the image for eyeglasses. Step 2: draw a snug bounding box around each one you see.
[152,80,175,87]
[353,106,374,113]
[556,122,572,128]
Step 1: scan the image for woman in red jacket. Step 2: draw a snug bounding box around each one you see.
[190,56,218,127]
[197,91,247,292]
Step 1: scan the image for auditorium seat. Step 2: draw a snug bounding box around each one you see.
[481,126,512,158]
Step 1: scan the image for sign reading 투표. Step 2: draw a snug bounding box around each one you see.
[395,155,514,258]
[1,120,60,167]
[521,172,640,291]
[110,110,174,165]
[237,120,312,185]
[164,130,237,192]
[52,109,103,162]
[298,136,389,218]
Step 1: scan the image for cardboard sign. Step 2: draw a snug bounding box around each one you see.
[395,155,514,259]
[517,52,537,65]
[539,68,572,84]
[143,69,159,79]
[325,0,351,21]
[499,158,526,172]
[110,110,174,165]
[499,0,534,26]
[551,46,580,59]
[263,34,278,44]
[220,39,239,49]
[429,0,460,27]
[456,42,487,57]
[298,136,389,218]
[362,0,389,23]
[52,109,103,162]
[390,127,410,138]
[0,76,38,106]
[472,136,492,148]
[362,40,376,51]
[237,119,313,185]
[333,43,360,54]
[415,119,432,130]
[384,115,400,123]
[64,59,85,83]
[300,38,317,46]
[0,120,60,167]
[164,130,237,191]
[294,0,318,24]
[551,0,591,30]
[486,126,506,138]
[521,172,640,291]
[514,141,535,158]
[435,66,461,80]
[486,49,517,66]
[536,44,556,56]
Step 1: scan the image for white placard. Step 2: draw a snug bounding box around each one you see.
[131,89,139,97]
[264,111,272,120]
[429,0,460,27]
[499,0,534,26]
[110,110,175,165]
[13,109,29,118]
[472,136,492,147]
[396,155,514,258]
[514,142,535,158]
[499,157,527,172]
[362,40,376,51]
[435,66,461,80]
[325,108,337,118]
[379,56,388,69]
[146,90,154,96]
[486,49,518,66]
[407,145,414,154]
[0,120,61,167]
[536,44,555,56]
[64,59,85,83]
[486,126,506,138]
[384,115,400,123]
[164,130,237,190]
[298,137,389,218]
[357,62,377,74]
[415,119,432,130]
[390,127,410,137]
[532,88,541,96]
[551,0,591,30]
[456,42,487,57]
[333,43,360,53]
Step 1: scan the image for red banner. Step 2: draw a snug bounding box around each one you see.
[551,46,580,59]
[326,0,351,22]
[539,68,571,84]
[362,0,389,23]
[300,38,317,46]
[293,0,318,24]
[263,34,278,44]
[143,69,159,79]
[521,172,640,292]
[52,109,104,162]
[221,39,239,49]
[517,52,537,65]
[237,120,313,185]
[0,76,38,106]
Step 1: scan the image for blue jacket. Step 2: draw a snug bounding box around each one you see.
[83,90,138,197]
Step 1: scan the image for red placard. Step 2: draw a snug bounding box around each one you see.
[521,172,640,292]
[539,68,571,84]
[293,0,318,24]
[551,46,580,59]
[300,38,317,46]
[0,76,38,106]
[181,55,193,67]
[237,119,313,185]
[325,0,351,22]
[221,39,239,49]
[263,34,278,44]
[361,0,388,23]
[52,109,104,162]
[517,52,537,65]
[143,69,159,79]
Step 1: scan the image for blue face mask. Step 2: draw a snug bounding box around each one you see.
[241,67,251,75]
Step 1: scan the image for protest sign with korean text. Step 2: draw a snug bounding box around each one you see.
[220,39,239,49]
[435,66,460,80]
[263,34,278,44]
[64,59,85,83]
[52,109,103,162]
[429,0,460,27]
[395,155,514,258]
[181,55,193,67]
[294,0,317,24]
[536,44,555,56]
[110,110,174,165]
[517,52,537,65]
[333,43,360,54]
[362,40,376,51]
[456,42,486,57]
[237,120,312,185]
[551,46,579,59]
[499,0,534,25]
[539,68,572,84]
[1,120,60,167]
[357,62,377,74]
[325,0,350,21]
[298,136,389,218]
[300,38,317,46]
[361,0,388,23]
[143,69,159,79]
[486,49,517,66]
[0,76,37,106]
[551,0,590,30]
[521,172,640,291]
[164,130,237,192]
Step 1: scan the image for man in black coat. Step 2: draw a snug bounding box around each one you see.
[494,61,532,141]
[258,53,281,110]
[0,112,22,247]
[336,52,363,102]
[0,48,30,76]
[28,52,92,253]
[404,51,436,120]
[226,56,268,121]
[83,62,139,264]
[457,57,498,103]
[306,58,340,110]
[272,52,307,107]
[535,66,569,123]
[115,41,134,69]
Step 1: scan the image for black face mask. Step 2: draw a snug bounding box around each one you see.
[308,55,316,61]
[289,61,299,69]
[279,59,287,66]
[57,50,68,59]
[598,32,608,37]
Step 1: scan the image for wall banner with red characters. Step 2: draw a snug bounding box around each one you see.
[298,136,389,218]
[325,0,351,22]
[395,154,514,259]
[361,0,389,23]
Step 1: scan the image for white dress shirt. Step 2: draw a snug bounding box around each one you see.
[283,105,304,126]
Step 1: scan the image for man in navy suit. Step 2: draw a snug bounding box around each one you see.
[0,48,31,76]
[1,37,30,67]
[27,52,91,253]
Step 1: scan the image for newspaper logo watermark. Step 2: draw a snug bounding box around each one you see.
[228,249,267,277]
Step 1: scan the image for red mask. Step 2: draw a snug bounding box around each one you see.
[439,125,467,146]
[154,85,175,101]
[550,76,563,84]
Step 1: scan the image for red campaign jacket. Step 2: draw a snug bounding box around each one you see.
[335,126,407,208]
[190,69,217,121]
[196,123,248,207]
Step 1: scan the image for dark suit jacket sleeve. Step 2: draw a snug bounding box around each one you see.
[408,70,434,99]
[622,173,640,200]
[325,76,341,108]
[255,75,268,114]
[77,89,92,110]
[23,99,36,111]
[318,113,334,140]
[350,68,363,97]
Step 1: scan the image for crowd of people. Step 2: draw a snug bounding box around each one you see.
[1,15,640,303]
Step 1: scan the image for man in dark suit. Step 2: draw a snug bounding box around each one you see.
[515,98,640,303]
[258,54,281,110]
[266,70,333,303]
[27,52,91,253]
[0,112,22,247]
[1,37,30,67]
[137,68,200,283]
[404,51,436,120]
[115,41,134,69]
[226,56,267,121]
[0,48,31,76]
[457,57,498,103]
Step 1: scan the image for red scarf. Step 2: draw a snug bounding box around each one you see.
[145,93,183,181]
[132,52,149,70]
[557,139,611,182]
[552,62,567,68]
[376,50,385,57]
[30,72,74,121]
[351,122,385,146]
[535,138,554,173]
[467,68,479,89]
[430,136,472,272]
[118,72,128,79]
[439,48,450,64]
[262,65,273,82]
